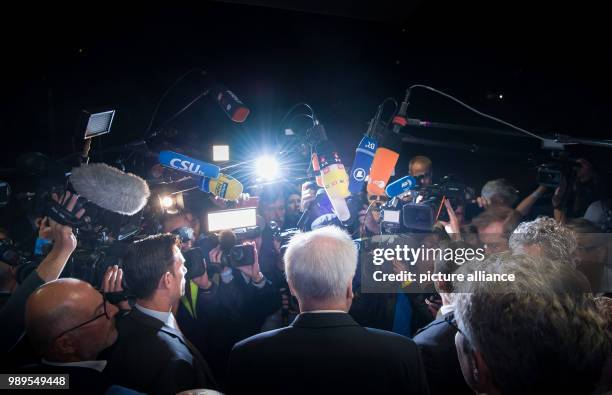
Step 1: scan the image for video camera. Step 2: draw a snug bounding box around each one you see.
[269,221,301,258]
[204,207,261,268]
[381,175,468,233]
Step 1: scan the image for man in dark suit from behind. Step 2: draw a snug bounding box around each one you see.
[228,226,430,395]
[413,240,473,395]
[22,278,120,394]
[104,234,217,394]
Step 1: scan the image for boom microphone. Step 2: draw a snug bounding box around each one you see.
[69,163,150,215]
[348,135,378,194]
[200,173,243,201]
[385,175,418,198]
[159,151,220,178]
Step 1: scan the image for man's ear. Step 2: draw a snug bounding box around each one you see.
[54,335,76,356]
[346,281,354,301]
[470,349,495,394]
[159,271,172,290]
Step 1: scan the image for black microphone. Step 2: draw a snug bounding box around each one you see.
[391,89,411,134]
[202,73,250,123]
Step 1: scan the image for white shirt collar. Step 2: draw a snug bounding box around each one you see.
[41,359,107,373]
[439,303,455,317]
[135,303,177,329]
[301,310,347,314]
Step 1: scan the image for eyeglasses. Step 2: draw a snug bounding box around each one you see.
[53,292,111,341]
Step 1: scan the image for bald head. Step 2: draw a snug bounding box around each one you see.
[26,278,118,361]
[409,155,433,186]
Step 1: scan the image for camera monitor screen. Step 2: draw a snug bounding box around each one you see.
[207,207,257,232]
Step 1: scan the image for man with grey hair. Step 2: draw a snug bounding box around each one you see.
[509,216,578,267]
[480,179,518,208]
[228,226,430,395]
[452,253,608,395]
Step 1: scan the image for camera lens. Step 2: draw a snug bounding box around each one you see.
[231,247,244,261]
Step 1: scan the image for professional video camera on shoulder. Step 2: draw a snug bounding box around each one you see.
[45,163,150,242]
[40,162,150,285]
[381,175,469,233]
[536,152,582,188]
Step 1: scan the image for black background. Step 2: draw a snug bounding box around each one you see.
[1,1,611,193]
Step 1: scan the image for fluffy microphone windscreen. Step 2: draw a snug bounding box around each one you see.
[69,163,151,216]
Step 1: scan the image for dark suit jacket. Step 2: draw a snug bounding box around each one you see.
[104,308,217,394]
[0,271,44,354]
[228,312,430,395]
[413,311,473,395]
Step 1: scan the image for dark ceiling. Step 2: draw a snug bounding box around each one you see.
[1,1,611,190]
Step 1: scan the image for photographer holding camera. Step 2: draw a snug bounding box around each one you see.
[552,157,603,223]
[0,192,84,354]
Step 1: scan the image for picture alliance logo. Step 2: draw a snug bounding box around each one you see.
[353,168,366,181]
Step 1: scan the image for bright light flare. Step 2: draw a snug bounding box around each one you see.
[255,156,280,180]
[160,196,174,209]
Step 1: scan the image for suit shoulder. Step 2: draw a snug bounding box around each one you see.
[413,319,455,346]
[363,327,419,350]
[233,327,290,350]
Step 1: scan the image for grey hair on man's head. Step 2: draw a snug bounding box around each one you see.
[509,216,577,267]
[454,253,608,395]
[481,179,518,207]
[284,226,357,302]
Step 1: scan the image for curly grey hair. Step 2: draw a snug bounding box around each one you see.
[454,253,608,395]
[481,179,518,207]
[509,216,577,267]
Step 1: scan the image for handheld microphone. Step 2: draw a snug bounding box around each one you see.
[368,148,399,196]
[385,175,418,198]
[200,173,243,201]
[209,80,250,123]
[311,152,323,188]
[159,151,220,178]
[348,135,378,194]
[69,163,151,215]
[317,143,351,221]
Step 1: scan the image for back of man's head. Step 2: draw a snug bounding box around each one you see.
[123,233,179,300]
[453,253,608,395]
[481,179,518,207]
[284,226,357,308]
[509,216,577,267]
[25,278,117,361]
[472,205,521,236]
